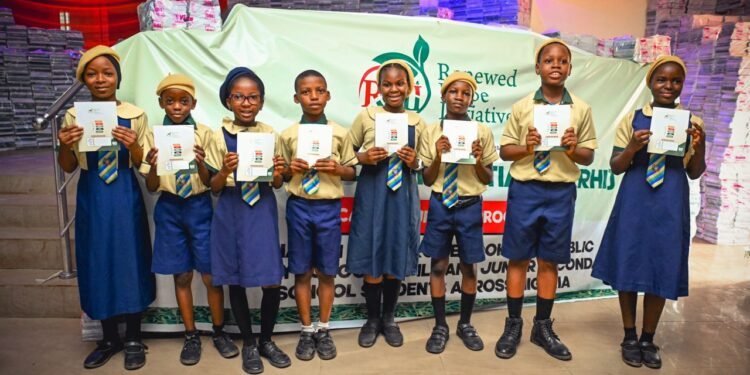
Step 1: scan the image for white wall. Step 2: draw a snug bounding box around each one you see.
[530,0,648,38]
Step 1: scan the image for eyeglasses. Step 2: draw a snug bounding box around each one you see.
[229,93,261,104]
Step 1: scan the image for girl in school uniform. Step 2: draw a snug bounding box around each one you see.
[592,55,706,369]
[56,45,155,371]
[205,67,289,374]
[346,59,426,348]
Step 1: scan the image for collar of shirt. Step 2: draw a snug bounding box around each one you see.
[221,116,256,134]
[533,87,574,105]
[300,114,328,124]
[163,114,197,129]
[642,102,684,117]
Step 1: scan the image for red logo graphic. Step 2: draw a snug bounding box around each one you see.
[419,199,507,234]
[357,36,432,112]
[343,196,506,235]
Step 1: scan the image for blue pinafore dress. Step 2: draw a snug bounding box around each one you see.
[210,128,284,287]
[592,110,691,300]
[346,126,420,280]
[75,117,155,320]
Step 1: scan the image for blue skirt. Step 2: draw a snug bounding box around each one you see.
[210,184,284,287]
[346,160,421,280]
[75,161,155,320]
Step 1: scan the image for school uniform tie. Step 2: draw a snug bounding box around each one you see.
[442,163,458,208]
[386,154,403,191]
[302,169,320,195]
[175,171,192,198]
[97,150,118,184]
[646,153,666,188]
[534,151,551,174]
[241,181,260,206]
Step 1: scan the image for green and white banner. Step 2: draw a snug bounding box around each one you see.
[100,5,661,333]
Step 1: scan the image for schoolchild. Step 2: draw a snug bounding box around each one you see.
[278,69,357,361]
[56,45,155,370]
[346,59,426,348]
[592,55,705,369]
[419,71,498,354]
[495,39,597,361]
[205,67,289,374]
[142,73,239,365]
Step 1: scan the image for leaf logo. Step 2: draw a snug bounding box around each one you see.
[358,36,432,113]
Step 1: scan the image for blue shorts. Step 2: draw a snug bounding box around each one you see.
[420,193,486,264]
[286,195,342,277]
[502,179,576,265]
[152,191,213,275]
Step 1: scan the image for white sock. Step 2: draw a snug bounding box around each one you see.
[317,321,330,331]
[301,324,315,333]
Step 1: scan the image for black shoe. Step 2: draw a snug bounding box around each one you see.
[295,331,316,361]
[83,340,123,369]
[456,322,484,351]
[530,318,571,361]
[382,320,404,347]
[241,345,264,374]
[123,341,147,370]
[212,332,239,358]
[180,334,202,366]
[639,341,662,369]
[259,341,291,369]
[495,317,523,359]
[358,319,381,348]
[314,329,337,360]
[621,339,642,367]
[425,325,449,354]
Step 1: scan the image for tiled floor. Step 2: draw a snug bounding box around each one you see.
[0,242,748,375]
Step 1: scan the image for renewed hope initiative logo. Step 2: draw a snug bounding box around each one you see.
[358,36,431,113]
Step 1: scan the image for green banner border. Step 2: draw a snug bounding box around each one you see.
[143,288,616,325]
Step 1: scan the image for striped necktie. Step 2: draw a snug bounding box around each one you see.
[442,163,458,208]
[302,169,320,195]
[97,150,118,184]
[241,181,260,206]
[534,151,550,174]
[386,154,403,191]
[646,154,666,188]
[175,171,192,198]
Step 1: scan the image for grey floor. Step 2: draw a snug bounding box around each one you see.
[0,242,748,374]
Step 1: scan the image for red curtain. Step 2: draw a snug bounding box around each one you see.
[4,0,228,49]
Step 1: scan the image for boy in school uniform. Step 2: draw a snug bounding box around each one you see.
[495,39,597,361]
[279,70,357,361]
[142,73,239,366]
[419,71,498,354]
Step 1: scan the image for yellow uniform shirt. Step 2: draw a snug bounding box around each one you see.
[139,122,214,196]
[279,119,357,200]
[614,103,704,168]
[205,117,279,188]
[419,120,499,196]
[347,106,427,156]
[500,89,597,183]
[62,101,149,170]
